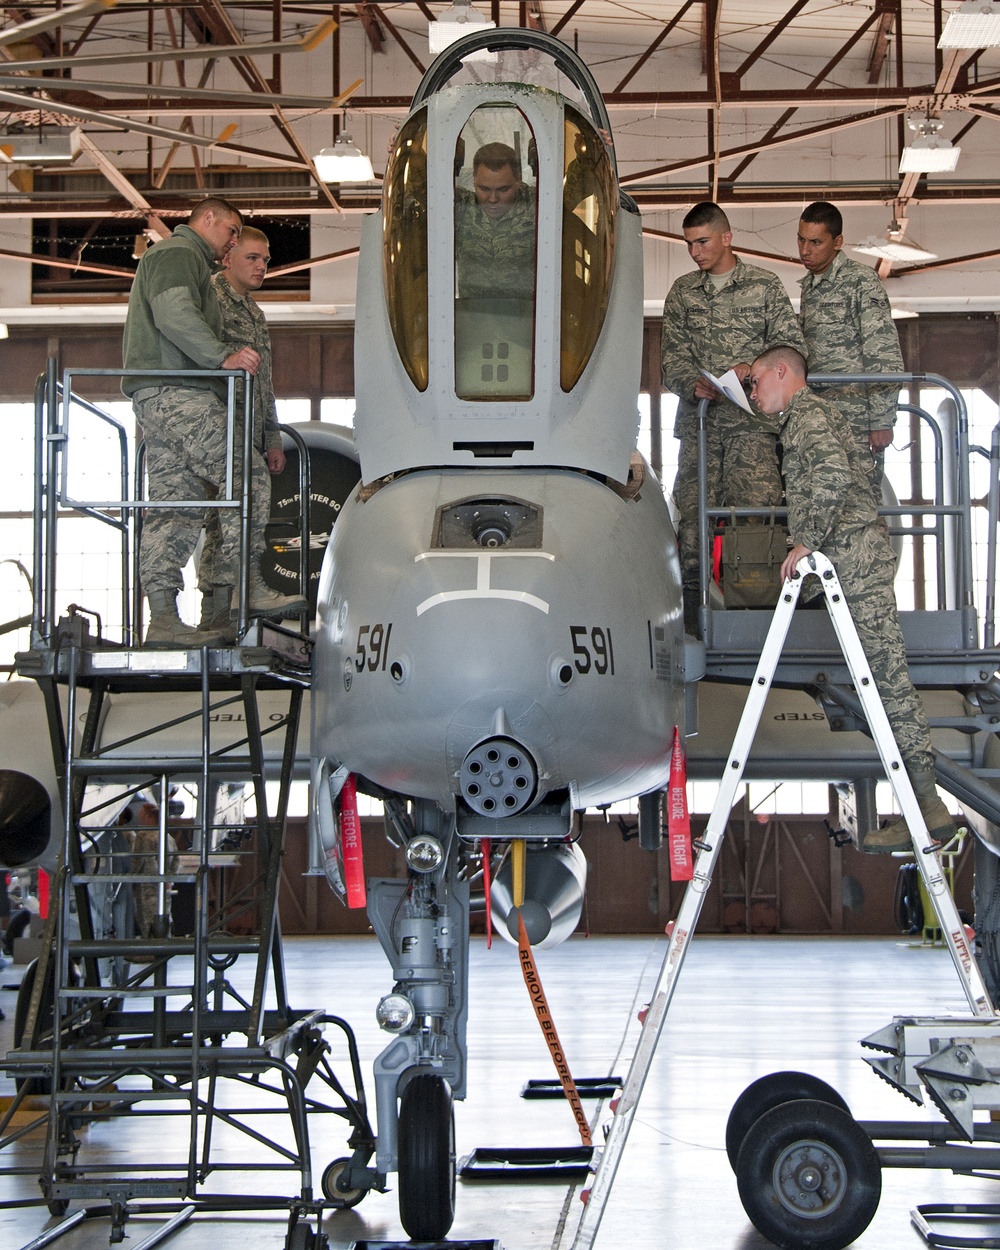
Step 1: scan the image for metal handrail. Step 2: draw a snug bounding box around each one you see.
[33,365,252,646]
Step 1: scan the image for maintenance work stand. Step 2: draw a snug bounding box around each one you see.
[1,363,375,1250]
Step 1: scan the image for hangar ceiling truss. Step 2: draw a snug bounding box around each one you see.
[0,1,996,275]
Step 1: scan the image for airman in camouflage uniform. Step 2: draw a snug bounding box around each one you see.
[750,345,956,854]
[123,197,262,645]
[200,226,285,600]
[797,201,903,507]
[454,142,535,301]
[661,202,806,632]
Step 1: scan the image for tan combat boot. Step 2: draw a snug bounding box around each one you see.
[860,764,958,853]
[232,577,308,621]
[197,585,238,643]
[145,590,226,648]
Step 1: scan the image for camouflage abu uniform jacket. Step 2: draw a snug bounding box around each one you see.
[210,271,282,453]
[661,256,805,436]
[454,185,535,301]
[798,250,903,438]
[778,385,878,556]
[777,383,933,770]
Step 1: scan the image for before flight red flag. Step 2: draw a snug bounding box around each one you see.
[667,726,693,881]
[339,774,367,909]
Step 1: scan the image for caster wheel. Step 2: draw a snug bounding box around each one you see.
[285,1221,315,1250]
[726,1070,850,1170]
[321,1156,366,1208]
[47,1199,70,1217]
[735,1098,881,1250]
[398,1073,455,1241]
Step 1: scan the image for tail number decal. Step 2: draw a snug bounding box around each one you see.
[570,626,615,675]
[355,623,394,672]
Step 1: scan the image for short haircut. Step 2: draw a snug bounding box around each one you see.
[683,201,730,233]
[799,200,842,238]
[233,225,269,248]
[473,142,521,179]
[189,196,243,226]
[754,345,807,377]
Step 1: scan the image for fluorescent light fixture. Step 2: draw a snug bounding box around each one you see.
[939,0,1000,47]
[428,0,495,57]
[898,118,960,173]
[851,229,938,264]
[890,308,919,320]
[314,134,374,183]
[0,323,9,338]
[0,125,81,163]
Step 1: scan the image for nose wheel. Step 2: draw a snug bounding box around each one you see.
[397,1073,456,1242]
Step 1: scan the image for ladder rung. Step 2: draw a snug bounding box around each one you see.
[58,986,194,999]
[52,1088,196,1103]
[69,757,256,776]
[67,937,261,956]
[70,873,198,884]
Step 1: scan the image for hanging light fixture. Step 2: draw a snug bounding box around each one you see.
[428,0,495,56]
[314,114,374,184]
[939,0,1000,48]
[898,115,961,174]
[850,223,938,264]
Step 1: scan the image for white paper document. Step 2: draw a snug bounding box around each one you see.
[701,368,754,414]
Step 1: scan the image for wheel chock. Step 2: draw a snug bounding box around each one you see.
[349,1242,503,1249]
[520,1077,622,1100]
[457,1145,595,1180]
[912,1202,1000,1248]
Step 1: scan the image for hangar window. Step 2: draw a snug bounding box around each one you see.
[560,108,616,392]
[453,106,537,401]
[383,109,429,392]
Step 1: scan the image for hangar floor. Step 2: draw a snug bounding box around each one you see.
[1,931,997,1250]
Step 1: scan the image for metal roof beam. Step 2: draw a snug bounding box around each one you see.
[612,1,698,95]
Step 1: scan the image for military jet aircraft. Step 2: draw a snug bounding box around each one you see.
[309,27,685,1240]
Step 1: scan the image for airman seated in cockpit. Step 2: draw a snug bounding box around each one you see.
[455,142,536,302]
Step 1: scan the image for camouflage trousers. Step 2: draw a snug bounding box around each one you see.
[673,417,783,592]
[129,827,177,939]
[198,430,271,590]
[135,387,261,596]
[827,527,934,773]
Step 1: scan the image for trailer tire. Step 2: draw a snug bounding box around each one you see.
[735,1098,881,1250]
[726,1070,850,1170]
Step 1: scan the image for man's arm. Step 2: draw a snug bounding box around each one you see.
[763,276,807,360]
[660,279,703,402]
[856,271,904,434]
[143,249,233,368]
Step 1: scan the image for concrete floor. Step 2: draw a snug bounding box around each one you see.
[1,931,998,1250]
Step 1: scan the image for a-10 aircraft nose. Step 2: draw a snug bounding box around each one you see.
[459,736,538,816]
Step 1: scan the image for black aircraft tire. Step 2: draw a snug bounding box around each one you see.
[735,1099,881,1250]
[725,1071,850,1171]
[397,1073,455,1242]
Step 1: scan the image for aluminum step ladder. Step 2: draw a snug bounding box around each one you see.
[570,551,997,1250]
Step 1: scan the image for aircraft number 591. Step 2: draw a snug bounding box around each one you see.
[570,626,615,676]
[355,623,394,672]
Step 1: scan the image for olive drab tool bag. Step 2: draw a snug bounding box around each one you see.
[720,509,790,609]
